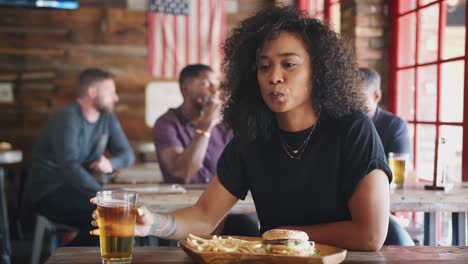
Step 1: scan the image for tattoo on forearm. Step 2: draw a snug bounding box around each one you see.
[149,214,177,239]
[148,214,160,235]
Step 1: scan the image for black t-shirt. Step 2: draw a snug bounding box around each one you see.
[217,111,392,233]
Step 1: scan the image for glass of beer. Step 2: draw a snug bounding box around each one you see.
[96,190,138,264]
[388,152,410,189]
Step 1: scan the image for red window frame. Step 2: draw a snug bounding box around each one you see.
[389,0,468,182]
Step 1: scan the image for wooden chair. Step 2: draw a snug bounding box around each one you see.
[30,215,77,264]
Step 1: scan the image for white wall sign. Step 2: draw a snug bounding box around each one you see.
[145,81,183,127]
[126,0,147,10]
[0,83,14,103]
[225,0,238,13]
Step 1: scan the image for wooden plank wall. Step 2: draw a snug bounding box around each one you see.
[0,0,270,164]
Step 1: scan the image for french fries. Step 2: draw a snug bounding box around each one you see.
[186,234,264,254]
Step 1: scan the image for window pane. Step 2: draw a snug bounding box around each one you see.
[397,69,415,121]
[441,61,464,122]
[439,125,463,183]
[310,0,324,20]
[330,3,341,33]
[408,123,415,160]
[314,0,324,11]
[417,65,437,121]
[400,0,417,14]
[418,4,439,64]
[416,124,436,181]
[301,0,324,20]
[443,0,466,59]
[419,0,438,6]
[398,14,416,67]
[314,12,324,21]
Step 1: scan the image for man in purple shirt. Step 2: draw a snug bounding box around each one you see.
[153,64,233,184]
[152,65,258,237]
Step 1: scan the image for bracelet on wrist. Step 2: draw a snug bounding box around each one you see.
[195,128,211,138]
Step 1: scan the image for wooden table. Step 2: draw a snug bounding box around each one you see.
[114,163,163,184]
[104,184,256,215]
[130,141,156,162]
[390,183,468,212]
[391,183,468,246]
[106,183,468,245]
[45,246,468,264]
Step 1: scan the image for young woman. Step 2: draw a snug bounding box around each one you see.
[91,5,391,251]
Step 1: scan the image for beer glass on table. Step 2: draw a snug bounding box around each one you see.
[388,152,410,189]
[96,190,138,264]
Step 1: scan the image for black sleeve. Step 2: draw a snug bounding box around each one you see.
[217,139,249,200]
[341,112,393,202]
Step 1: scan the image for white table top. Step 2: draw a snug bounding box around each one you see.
[0,150,22,164]
[114,162,163,184]
[390,182,468,212]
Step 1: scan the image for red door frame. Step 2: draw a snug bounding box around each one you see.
[464,0,468,182]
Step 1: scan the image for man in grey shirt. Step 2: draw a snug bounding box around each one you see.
[28,68,134,246]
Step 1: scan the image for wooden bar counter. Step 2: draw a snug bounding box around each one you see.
[106,183,468,213]
[104,184,256,214]
[45,246,468,264]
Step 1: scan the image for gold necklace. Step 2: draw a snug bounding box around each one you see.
[279,115,320,160]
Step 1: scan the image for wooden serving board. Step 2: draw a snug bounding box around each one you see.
[179,236,347,264]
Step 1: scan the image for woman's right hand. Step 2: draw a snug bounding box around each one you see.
[90,197,154,237]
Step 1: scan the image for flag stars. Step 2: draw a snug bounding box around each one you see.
[149,0,189,15]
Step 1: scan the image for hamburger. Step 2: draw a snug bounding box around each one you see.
[262,229,315,256]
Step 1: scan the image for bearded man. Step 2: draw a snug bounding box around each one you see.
[152,64,232,184]
[152,64,260,238]
[28,68,134,246]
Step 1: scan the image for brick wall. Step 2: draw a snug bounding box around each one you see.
[341,0,390,107]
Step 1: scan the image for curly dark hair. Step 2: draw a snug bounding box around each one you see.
[222,5,366,145]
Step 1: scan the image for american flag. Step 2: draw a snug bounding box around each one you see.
[148,0,226,79]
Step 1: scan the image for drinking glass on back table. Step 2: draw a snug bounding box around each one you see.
[388,152,410,189]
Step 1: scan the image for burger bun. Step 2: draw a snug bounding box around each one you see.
[262,229,309,241]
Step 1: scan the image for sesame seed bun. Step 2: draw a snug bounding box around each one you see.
[262,229,309,241]
[262,229,315,256]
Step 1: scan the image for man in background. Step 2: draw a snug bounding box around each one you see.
[153,64,259,236]
[153,64,231,184]
[359,67,411,157]
[28,68,134,246]
[359,67,415,246]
